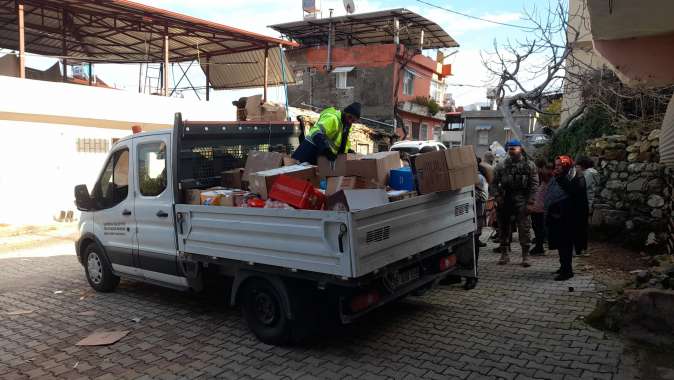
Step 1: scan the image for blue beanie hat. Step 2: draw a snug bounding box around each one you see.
[505,139,522,148]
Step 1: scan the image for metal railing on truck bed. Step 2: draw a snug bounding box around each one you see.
[172,113,301,202]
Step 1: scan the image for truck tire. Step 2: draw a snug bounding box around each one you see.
[240,278,292,345]
[84,243,120,292]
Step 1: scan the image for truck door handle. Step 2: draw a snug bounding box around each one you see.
[338,224,347,253]
[156,210,169,218]
[122,209,132,216]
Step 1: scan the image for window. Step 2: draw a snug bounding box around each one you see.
[95,148,129,209]
[138,142,167,197]
[77,138,109,153]
[356,143,370,154]
[293,70,304,85]
[419,124,428,141]
[411,122,420,140]
[333,66,354,89]
[430,80,444,103]
[403,69,415,95]
[478,130,489,146]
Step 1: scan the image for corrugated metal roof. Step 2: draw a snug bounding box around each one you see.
[0,0,296,64]
[203,47,295,90]
[270,8,459,49]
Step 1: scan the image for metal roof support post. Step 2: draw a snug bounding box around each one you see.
[393,17,400,45]
[163,30,169,96]
[263,45,269,103]
[88,63,93,86]
[16,0,25,79]
[205,55,210,101]
[279,44,290,121]
[327,16,333,72]
[62,9,67,82]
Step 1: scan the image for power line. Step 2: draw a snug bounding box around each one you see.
[415,0,537,31]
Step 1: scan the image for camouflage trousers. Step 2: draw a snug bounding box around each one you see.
[497,205,531,249]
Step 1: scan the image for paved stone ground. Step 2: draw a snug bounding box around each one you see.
[0,235,625,379]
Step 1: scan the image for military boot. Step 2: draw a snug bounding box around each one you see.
[497,246,510,265]
[521,246,531,268]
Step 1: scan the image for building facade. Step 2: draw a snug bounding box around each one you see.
[272,9,457,145]
[462,110,539,158]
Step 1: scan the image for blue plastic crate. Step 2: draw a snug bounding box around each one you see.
[389,167,415,191]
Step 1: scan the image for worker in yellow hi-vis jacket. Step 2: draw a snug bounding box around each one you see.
[291,102,361,165]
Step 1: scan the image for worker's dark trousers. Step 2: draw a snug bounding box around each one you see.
[291,139,319,165]
[557,242,574,275]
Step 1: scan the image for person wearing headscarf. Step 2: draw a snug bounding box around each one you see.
[545,155,589,281]
[528,159,553,255]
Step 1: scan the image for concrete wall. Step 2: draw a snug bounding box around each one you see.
[0,75,234,225]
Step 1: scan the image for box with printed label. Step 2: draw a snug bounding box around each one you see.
[346,151,402,187]
[269,175,325,210]
[411,145,477,194]
[248,165,317,200]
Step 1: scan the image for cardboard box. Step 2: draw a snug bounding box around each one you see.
[387,190,417,202]
[221,168,244,189]
[325,176,374,196]
[248,165,317,199]
[346,151,402,187]
[317,154,357,177]
[243,151,284,182]
[184,189,202,205]
[269,175,325,210]
[200,190,235,206]
[244,95,263,119]
[411,145,478,194]
[282,154,298,166]
[326,189,389,212]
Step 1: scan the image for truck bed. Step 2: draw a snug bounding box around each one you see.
[174,187,475,279]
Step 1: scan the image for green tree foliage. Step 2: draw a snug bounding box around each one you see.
[539,99,561,129]
[413,96,440,115]
[546,107,614,160]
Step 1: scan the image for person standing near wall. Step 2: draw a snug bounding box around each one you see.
[528,159,552,256]
[574,156,599,256]
[545,155,588,281]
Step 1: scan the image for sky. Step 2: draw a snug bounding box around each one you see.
[17,0,556,107]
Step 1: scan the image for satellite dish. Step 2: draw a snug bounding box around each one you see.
[343,0,355,14]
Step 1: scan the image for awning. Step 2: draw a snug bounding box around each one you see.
[203,47,295,90]
[331,66,355,74]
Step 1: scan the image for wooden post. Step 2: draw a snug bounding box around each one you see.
[17,1,25,78]
[393,17,400,45]
[205,55,210,101]
[163,32,169,96]
[62,10,67,82]
[263,45,269,103]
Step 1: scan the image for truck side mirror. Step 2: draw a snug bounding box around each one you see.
[74,184,94,211]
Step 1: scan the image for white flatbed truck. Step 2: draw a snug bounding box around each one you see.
[74,113,477,344]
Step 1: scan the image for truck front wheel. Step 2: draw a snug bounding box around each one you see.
[240,278,291,345]
[84,244,120,292]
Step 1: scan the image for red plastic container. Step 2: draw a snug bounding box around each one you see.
[269,175,325,210]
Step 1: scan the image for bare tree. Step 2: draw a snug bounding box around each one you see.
[482,0,580,142]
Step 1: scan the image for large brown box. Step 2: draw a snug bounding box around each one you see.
[248,165,318,200]
[221,168,244,189]
[317,154,360,177]
[411,146,477,194]
[243,151,284,182]
[346,151,402,187]
[325,176,375,196]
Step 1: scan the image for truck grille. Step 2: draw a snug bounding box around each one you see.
[366,226,391,244]
[455,203,470,216]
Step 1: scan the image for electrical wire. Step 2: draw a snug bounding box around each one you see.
[415,0,537,31]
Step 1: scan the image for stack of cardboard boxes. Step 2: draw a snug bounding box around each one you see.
[183,145,478,212]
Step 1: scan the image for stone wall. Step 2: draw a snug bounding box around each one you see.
[587,129,672,252]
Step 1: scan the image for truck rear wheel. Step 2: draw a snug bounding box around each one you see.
[240,278,292,345]
[84,244,120,292]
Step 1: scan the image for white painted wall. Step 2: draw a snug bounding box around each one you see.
[0,76,241,225]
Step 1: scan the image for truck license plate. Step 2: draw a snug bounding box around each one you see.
[387,266,420,289]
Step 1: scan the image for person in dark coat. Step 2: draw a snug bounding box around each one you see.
[545,155,589,281]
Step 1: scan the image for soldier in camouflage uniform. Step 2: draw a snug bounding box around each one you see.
[493,139,539,267]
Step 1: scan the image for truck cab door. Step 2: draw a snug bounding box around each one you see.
[132,134,185,288]
[91,142,138,276]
